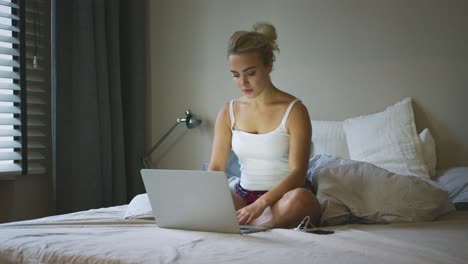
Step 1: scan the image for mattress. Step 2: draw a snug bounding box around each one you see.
[1,205,467,264]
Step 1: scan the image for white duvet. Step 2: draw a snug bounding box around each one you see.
[1,206,467,264]
[0,156,460,264]
[308,155,455,226]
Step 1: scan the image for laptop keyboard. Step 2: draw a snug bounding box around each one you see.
[240,225,271,234]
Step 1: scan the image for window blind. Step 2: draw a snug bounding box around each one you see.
[0,0,23,175]
[0,0,50,176]
[25,0,50,175]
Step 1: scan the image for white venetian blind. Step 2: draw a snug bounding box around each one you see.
[0,0,50,176]
[0,0,22,175]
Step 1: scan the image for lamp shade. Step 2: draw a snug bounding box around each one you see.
[179,109,202,128]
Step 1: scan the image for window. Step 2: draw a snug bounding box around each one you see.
[25,0,50,175]
[0,0,50,178]
[0,0,23,176]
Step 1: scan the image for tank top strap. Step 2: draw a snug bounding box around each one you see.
[229,99,236,130]
[279,98,301,131]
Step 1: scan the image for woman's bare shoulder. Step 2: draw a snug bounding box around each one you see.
[287,100,311,130]
[216,101,230,119]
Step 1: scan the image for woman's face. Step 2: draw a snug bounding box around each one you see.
[228,52,272,98]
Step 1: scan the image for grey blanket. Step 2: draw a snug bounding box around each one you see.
[308,155,455,226]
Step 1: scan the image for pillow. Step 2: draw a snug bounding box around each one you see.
[310,120,435,176]
[308,155,454,226]
[311,120,350,159]
[202,151,240,178]
[343,97,429,178]
[226,150,241,178]
[419,128,437,178]
[124,193,153,219]
[436,167,468,210]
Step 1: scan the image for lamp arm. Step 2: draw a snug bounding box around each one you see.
[143,121,181,168]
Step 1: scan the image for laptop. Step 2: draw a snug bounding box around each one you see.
[140,169,271,234]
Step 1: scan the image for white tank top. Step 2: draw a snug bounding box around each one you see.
[229,98,301,190]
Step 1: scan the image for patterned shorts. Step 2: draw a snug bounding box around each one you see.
[235,178,316,205]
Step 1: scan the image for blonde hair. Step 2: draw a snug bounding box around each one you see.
[227,22,280,66]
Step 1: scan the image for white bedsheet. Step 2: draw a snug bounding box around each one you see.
[1,206,467,264]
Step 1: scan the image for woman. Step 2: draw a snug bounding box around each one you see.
[208,22,321,228]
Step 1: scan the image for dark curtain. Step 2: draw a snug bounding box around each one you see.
[53,0,146,214]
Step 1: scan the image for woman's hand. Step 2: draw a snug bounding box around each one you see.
[236,201,267,225]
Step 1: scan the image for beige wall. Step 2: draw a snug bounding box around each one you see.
[0,175,54,223]
[147,0,467,171]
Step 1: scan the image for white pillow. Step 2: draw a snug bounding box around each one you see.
[419,128,437,179]
[311,120,349,159]
[343,97,429,178]
[124,193,153,219]
[311,121,436,177]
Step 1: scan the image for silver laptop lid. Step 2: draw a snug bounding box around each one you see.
[140,169,241,234]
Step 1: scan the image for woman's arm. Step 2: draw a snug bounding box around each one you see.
[207,102,233,172]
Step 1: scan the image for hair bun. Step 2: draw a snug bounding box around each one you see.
[253,22,277,42]
[227,22,279,66]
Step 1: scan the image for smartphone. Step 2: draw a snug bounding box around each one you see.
[306,229,334,235]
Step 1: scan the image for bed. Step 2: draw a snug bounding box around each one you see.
[0,205,467,264]
[1,98,467,263]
